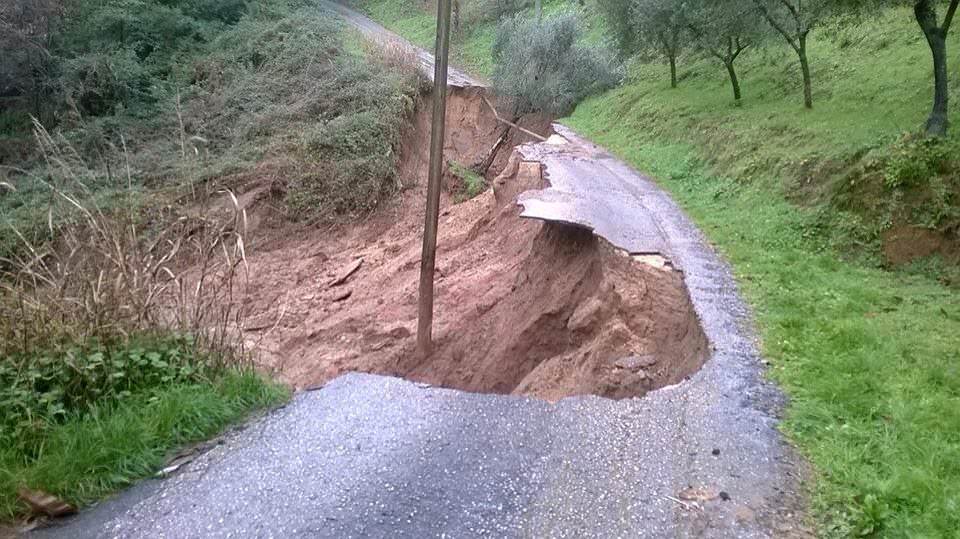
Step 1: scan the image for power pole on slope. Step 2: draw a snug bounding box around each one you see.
[416,0,453,357]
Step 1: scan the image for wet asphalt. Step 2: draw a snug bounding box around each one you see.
[29,4,805,538]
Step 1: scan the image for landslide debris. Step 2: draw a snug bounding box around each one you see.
[222,87,708,400]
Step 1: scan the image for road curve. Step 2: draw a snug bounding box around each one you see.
[323,0,482,88]
[30,4,806,538]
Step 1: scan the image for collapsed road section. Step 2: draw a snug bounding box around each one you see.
[33,111,806,538]
[29,4,807,537]
[231,83,709,402]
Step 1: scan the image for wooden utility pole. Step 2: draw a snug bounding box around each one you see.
[416,0,453,357]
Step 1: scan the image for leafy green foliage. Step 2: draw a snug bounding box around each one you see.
[594,0,636,53]
[881,134,958,189]
[49,0,254,118]
[0,369,287,520]
[0,336,213,455]
[492,12,622,115]
[450,161,486,202]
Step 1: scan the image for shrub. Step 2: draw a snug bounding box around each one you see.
[170,10,422,221]
[492,12,622,115]
[0,121,250,362]
[0,336,213,456]
[882,134,958,190]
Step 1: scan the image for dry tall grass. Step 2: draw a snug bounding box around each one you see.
[0,120,249,363]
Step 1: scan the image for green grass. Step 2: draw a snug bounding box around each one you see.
[450,160,486,201]
[603,8,960,265]
[0,369,287,520]
[560,117,960,535]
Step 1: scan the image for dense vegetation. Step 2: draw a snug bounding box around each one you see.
[1,0,424,257]
[358,0,959,536]
[491,12,621,115]
[0,0,422,521]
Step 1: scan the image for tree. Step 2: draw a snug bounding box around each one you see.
[751,0,834,108]
[632,0,686,88]
[0,0,61,122]
[492,13,622,115]
[684,0,760,103]
[596,0,637,53]
[914,0,959,136]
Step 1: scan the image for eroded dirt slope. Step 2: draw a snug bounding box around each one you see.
[225,88,708,401]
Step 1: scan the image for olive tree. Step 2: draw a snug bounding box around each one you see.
[632,0,686,88]
[492,12,622,115]
[596,0,638,53]
[750,0,836,108]
[914,0,959,136]
[684,0,760,103]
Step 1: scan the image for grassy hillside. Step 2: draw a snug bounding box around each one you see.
[566,105,960,538]
[359,1,960,536]
[564,9,960,536]
[598,8,960,273]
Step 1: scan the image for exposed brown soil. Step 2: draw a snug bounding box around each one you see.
[221,88,708,401]
[882,224,960,266]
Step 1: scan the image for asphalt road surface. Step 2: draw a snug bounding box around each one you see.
[30,4,805,538]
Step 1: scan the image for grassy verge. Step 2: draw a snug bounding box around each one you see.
[0,367,286,520]
[565,103,960,537]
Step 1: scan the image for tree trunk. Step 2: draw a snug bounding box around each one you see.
[669,56,677,89]
[926,33,949,136]
[725,60,741,103]
[916,0,951,136]
[798,37,813,109]
[535,0,542,21]
[453,0,460,33]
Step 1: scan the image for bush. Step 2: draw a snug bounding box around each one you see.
[0,336,213,456]
[176,10,423,221]
[882,134,958,190]
[450,161,486,202]
[492,12,622,115]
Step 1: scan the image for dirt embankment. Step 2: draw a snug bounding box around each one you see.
[226,87,709,401]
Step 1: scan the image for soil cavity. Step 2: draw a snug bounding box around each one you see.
[235,88,709,401]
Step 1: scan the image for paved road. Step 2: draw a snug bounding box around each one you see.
[31,4,805,538]
[323,1,481,88]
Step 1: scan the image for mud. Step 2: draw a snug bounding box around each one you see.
[882,224,959,266]
[226,88,708,401]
